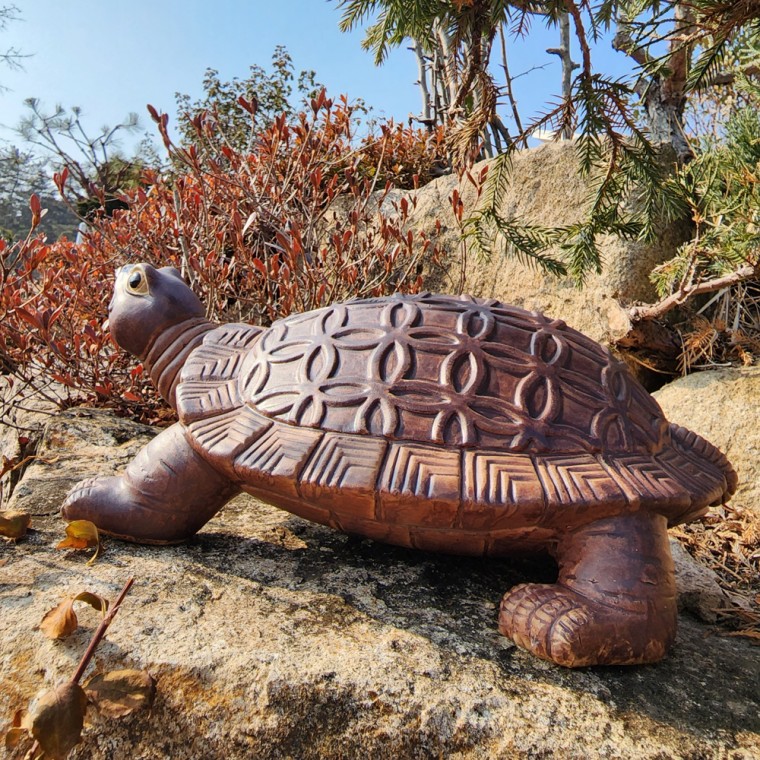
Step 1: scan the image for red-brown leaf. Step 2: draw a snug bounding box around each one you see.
[14,307,42,331]
[29,682,88,759]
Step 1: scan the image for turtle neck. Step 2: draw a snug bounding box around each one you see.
[142,317,217,409]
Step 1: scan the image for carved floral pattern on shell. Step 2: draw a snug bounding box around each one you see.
[238,293,667,455]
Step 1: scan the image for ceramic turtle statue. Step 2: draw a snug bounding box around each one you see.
[62,263,737,667]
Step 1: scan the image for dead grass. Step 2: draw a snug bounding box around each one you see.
[678,281,760,373]
[672,503,760,641]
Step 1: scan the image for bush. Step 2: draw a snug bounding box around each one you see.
[0,92,446,423]
[357,121,448,190]
[0,230,140,416]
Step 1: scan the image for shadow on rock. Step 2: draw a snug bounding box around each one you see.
[182,500,760,744]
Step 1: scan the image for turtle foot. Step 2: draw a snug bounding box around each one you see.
[61,475,178,544]
[62,476,100,510]
[62,475,121,525]
[60,422,240,544]
[498,513,678,667]
[499,583,671,668]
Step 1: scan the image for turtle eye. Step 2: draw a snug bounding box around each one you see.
[126,267,149,295]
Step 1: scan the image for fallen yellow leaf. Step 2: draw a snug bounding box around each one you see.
[39,592,109,639]
[56,520,99,550]
[57,520,101,564]
[39,599,78,640]
[0,510,31,539]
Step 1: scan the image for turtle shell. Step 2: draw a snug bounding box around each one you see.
[175,294,736,555]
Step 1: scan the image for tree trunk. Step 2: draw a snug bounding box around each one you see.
[435,22,459,114]
[410,39,433,127]
[499,24,525,146]
[613,2,695,162]
[547,12,579,139]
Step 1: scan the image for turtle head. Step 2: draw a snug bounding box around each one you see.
[109,263,205,358]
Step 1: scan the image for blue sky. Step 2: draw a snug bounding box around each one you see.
[0,1,632,154]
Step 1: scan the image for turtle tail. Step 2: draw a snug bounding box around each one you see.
[669,423,738,514]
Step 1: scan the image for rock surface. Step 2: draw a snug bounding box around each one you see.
[6,408,155,517]
[0,384,61,510]
[1,408,758,759]
[654,366,760,518]
[411,141,689,344]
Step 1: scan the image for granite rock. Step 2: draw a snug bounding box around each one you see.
[1,408,758,759]
[408,142,689,345]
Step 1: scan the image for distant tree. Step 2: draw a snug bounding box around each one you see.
[337,0,514,161]
[17,100,152,220]
[0,144,49,237]
[0,4,26,88]
[175,45,322,152]
[0,144,48,203]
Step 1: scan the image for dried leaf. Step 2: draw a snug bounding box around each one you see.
[40,592,109,639]
[84,669,156,718]
[723,629,760,641]
[29,682,88,759]
[57,520,99,550]
[57,520,101,564]
[72,591,109,614]
[39,599,78,640]
[4,725,29,752]
[242,211,257,235]
[4,708,31,751]
[0,510,31,539]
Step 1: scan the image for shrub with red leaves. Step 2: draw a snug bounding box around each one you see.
[0,230,142,417]
[0,92,446,423]
[357,121,448,190]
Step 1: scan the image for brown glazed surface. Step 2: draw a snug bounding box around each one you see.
[177,293,733,551]
[62,267,737,666]
[241,295,664,452]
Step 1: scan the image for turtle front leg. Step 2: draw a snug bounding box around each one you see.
[499,512,677,667]
[62,423,240,544]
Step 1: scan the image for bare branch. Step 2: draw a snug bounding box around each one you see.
[629,264,758,322]
[410,38,433,125]
[612,22,653,68]
[705,63,760,86]
[547,12,579,137]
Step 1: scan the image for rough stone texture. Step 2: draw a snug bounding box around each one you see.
[654,367,760,517]
[410,141,689,344]
[668,539,729,623]
[2,409,758,759]
[0,384,62,510]
[6,408,155,517]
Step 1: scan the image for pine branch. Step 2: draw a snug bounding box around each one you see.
[467,206,567,276]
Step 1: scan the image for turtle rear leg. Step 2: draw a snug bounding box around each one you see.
[62,423,240,544]
[499,512,677,667]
